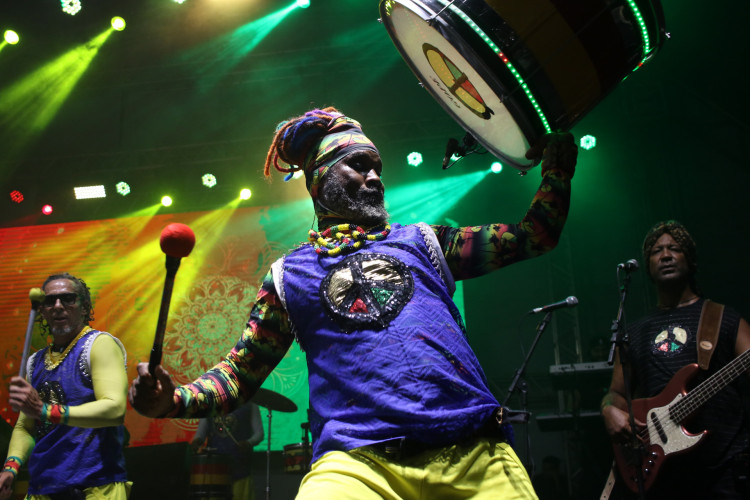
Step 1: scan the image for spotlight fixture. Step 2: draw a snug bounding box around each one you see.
[202,173,217,188]
[295,0,311,8]
[161,196,173,207]
[4,30,19,45]
[407,152,423,167]
[9,190,24,203]
[74,185,106,199]
[239,189,252,200]
[490,162,503,174]
[580,135,597,151]
[116,182,131,196]
[61,0,82,16]
[42,205,54,215]
[111,17,126,31]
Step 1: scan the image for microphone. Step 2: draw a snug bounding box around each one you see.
[442,138,460,169]
[442,133,478,169]
[617,259,639,272]
[529,296,578,314]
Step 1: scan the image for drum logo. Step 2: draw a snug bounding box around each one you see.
[422,43,494,120]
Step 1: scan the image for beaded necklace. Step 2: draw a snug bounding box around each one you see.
[308,223,391,256]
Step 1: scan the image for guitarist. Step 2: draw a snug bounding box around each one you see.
[600,220,750,498]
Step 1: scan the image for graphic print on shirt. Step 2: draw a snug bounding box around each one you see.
[320,252,414,331]
[651,323,689,356]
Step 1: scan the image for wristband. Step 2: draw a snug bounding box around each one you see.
[2,456,22,478]
[41,403,70,425]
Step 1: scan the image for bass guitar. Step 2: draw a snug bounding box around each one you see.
[613,348,750,493]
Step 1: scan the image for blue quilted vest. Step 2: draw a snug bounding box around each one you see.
[27,329,128,494]
[272,223,501,462]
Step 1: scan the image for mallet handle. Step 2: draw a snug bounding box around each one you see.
[149,256,181,376]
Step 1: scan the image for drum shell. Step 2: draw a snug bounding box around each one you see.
[380,0,666,169]
[189,453,232,500]
[282,442,312,474]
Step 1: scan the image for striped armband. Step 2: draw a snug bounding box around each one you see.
[3,456,22,478]
[41,403,70,425]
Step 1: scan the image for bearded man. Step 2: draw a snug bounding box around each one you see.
[130,107,577,499]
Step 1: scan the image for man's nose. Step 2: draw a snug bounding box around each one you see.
[365,169,382,186]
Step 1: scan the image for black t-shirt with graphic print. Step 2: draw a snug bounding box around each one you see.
[624,298,749,472]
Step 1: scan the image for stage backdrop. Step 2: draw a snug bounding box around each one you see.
[0,201,320,450]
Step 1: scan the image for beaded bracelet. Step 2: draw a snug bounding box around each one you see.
[2,456,22,478]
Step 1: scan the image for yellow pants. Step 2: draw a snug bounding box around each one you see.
[27,481,131,499]
[296,437,537,499]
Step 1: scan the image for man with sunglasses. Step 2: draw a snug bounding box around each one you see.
[0,273,130,500]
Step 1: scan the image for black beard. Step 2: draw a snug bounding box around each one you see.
[319,181,389,227]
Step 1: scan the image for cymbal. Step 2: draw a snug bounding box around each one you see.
[251,388,297,413]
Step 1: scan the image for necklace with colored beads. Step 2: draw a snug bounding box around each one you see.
[308,223,391,256]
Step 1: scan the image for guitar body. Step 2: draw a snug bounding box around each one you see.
[613,363,708,493]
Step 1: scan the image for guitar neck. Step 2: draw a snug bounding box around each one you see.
[670,348,750,422]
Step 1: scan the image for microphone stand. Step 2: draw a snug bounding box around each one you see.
[265,408,273,500]
[502,311,553,475]
[607,269,646,500]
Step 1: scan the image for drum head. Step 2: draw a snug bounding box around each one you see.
[380,0,666,170]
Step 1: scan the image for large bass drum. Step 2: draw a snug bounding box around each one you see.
[380,0,666,170]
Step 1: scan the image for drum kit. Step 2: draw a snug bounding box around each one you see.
[189,387,310,500]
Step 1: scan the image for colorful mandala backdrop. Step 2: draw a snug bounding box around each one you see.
[0,205,312,451]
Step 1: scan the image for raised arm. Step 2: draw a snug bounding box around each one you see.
[433,132,576,280]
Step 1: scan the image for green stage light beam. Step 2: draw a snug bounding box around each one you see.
[0,28,114,160]
[386,170,489,225]
[179,3,299,89]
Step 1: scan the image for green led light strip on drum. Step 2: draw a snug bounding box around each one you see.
[433,0,552,133]
[625,0,653,67]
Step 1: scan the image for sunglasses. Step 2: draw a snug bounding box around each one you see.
[41,293,79,308]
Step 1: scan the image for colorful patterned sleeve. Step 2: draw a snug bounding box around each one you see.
[172,271,294,419]
[432,167,571,280]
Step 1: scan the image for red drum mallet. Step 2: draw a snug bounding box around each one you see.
[149,223,195,376]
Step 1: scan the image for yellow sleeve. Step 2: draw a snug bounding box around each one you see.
[5,412,35,468]
[66,334,128,428]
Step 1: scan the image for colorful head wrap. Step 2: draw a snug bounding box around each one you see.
[264,108,379,206]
